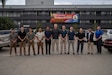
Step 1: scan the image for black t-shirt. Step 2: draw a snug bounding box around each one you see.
[52,29,60,39]
[18,31,26,40]
[76,32,85,41]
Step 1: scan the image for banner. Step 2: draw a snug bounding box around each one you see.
[50,14,79,23]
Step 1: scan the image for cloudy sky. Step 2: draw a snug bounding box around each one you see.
[0,0,112,5]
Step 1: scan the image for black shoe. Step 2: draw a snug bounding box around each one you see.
[87,52,90,54]
[34,54,36,56]
[73,53,75,55]
[64,52,66,54]
[67,52,70,54]
[60,52,62,54]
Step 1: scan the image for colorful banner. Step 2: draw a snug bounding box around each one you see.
[50,14,79,23]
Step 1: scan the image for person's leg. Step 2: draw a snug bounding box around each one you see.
[31,41,36,55]
[45,40,48,54]
[23,42,26,55]
[28,42,31,55]
[81,41,84,54]
[90,42,94,54]
[14,43,17,55]
[48,40,51,54]
[52,39,55,52]
[38,42,40,55]
[60,40,63,54]
[20,42,22,56]
[56,39,59,52]
[40,42,44,55]
[71,40,75,54]
[87,41,90,54]
[10,43,13,56]
[97,40,100,54]
[64,40,66,54]
[98,39,102,54]
[68,40,71,54]
[77,41,80,54]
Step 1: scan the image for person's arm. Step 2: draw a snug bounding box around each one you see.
[9,34,13,42]
[35,33,40,41]
[41,32,45,41]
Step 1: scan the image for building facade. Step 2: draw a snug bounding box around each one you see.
[0,0,112,29]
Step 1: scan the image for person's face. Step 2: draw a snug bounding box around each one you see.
[70,27,73,31]
[46,27,50,30]
[79,28,83,32]
[21,27,24,31]
[97,26,101,30]
[29,28,32,32]
[62,26,66,30]
[54,24,58,29]
[88,28,92,32]
[39,28,42,32]
[11,29,15,33]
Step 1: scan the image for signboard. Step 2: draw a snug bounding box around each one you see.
[50,14,79,23]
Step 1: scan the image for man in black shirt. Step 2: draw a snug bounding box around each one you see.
[45,26,52,55]
[18,26,26,56]
[76,28,85,54]
[52,24,60,53]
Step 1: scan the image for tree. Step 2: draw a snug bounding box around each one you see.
[0,17,15,30]
[0,0,7,8]
[93,23,98,31]
[36,21,42,32]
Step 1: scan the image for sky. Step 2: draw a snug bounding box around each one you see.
[0,0,112,5]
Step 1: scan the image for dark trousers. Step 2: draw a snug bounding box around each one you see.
[96,39,102,54]
[45,39,51,54]
[77,41,84,53]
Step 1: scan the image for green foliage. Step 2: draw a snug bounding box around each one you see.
[36,21,42,32]
[93,23,98,31]
[73,23,78,31]
[0,17,15,30]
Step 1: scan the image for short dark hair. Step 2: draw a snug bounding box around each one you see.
[11,28,14,30]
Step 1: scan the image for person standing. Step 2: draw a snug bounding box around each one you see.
[27,27,36,56]
[35,28,44,55]
[60,25,67,54]
[52,24,60,53]
[45,26,52,55]
[86,28,94,55]
[9,28,18,56]
[68,27,75,55]
[18,26,27,56]
[76,28,85,54]
[95,26,103,54]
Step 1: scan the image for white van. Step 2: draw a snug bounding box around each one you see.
[0,30,10,49]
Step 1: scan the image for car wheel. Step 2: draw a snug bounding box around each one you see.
[108,49,112,52]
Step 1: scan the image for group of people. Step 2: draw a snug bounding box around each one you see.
[9,24,103,56]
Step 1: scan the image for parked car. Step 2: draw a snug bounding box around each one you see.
[103,38,112,52]
[0,30,10,49]
[102,29,112,42]
[102,29,112,52]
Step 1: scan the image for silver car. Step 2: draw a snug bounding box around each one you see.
[102,29,112,42]
[0,30,10,49]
